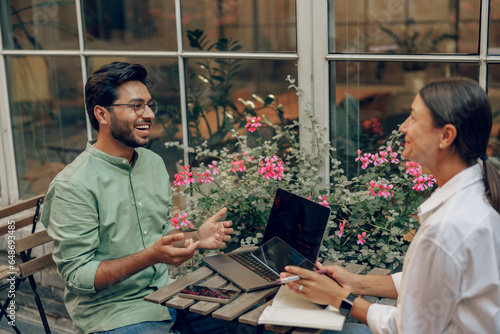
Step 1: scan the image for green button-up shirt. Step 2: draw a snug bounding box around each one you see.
[41,142,175,333]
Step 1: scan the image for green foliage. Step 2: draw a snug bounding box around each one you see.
[169,77,434,271]
[378,19,457,71]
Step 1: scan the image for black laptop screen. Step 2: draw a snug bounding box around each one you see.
[252,236,315,274]
[262,189,331,264]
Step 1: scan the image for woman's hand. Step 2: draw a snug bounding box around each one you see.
[316,262,361,295]
[282,264,349,307]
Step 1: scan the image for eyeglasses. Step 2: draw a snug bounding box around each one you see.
[108,99,158,116]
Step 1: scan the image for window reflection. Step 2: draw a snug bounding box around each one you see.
[330,61,479,177]
[487,64,500,158]
[83,0,177,51]
[182,0,296,52]
[184,58,297,164]
[1,0,79,50]
[489,0,500,54]
[330,0,479,54]
[6,56,85,198]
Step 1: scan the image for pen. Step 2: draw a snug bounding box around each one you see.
[275,269,329,284]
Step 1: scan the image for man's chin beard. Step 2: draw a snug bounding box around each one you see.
[111,132,148,149]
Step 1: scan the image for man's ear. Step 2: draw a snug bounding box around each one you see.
[439,124,457,150]
[94,106,109,127]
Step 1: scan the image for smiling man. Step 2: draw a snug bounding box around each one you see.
[41,62,234,334]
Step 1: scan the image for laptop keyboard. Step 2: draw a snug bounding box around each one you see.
[228,251,278,282]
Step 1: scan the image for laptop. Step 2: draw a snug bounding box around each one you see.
[202,188,331,291]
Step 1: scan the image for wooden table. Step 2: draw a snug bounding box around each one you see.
[144,255,393,334]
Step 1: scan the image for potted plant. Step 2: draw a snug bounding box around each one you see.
[168,77,435,273]
[377,19,457,93]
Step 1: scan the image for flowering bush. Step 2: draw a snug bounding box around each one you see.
[168,77,435,270]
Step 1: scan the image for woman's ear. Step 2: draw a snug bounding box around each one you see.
[94,106,109,127]
[439,124,457,150]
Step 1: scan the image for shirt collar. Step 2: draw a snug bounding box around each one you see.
[418,163,483,216]
[86,141,139,169]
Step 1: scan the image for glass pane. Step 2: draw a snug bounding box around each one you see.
[185,58,298,164]
[489,0,500,53]
[182,0,296,52]
[1,0,79,50]
[330,0,479,54]
[83,0,177,51]
[86,57,182,193]
[487,64,500,159]
[330,61,479,176]
[6,56,86,199]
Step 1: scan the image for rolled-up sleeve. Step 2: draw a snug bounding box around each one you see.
[43,180,101,295]
[391,272,402,294]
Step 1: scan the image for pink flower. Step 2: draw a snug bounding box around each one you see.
[258,156,285,180]
[387,147,400,164]
[412,174,436,191]
[173,165,195,186]
[171,210,194,230]
[405,161,422,177]
[357,232,367,245]
[231,156,246,173]
[355,150,373,169]
[208,161,220,175]
[318,195,329,207]
[195,170,214,183]
[369,180,394,198]
[243,151,254,162]
[377,151,389,164]
[337,220,346,238]
[245,116,262,133]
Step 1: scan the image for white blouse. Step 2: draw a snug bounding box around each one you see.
[366,164,500,333]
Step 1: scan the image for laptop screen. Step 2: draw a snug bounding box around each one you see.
[262,189,331,264]
[252,236,316,275]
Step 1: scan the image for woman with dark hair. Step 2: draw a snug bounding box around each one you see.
[282,77,500,333]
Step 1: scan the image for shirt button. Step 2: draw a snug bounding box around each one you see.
[143,230,148,235]
[122,159,127,164]
[138,202,142,207]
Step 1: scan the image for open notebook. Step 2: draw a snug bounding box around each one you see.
[258,285,345,331]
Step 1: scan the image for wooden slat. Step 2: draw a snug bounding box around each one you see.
[344,263,366,275]
[144,266,215,304]
[0,214,36,236]
[15,230,52,253]
[322,260,345,266]
[0,194,44,219]
[366,268,391,276]
[264,324,290,333]
[19,253,55,277]
[239,299,274,326]
[292,328,323,334]
[164,296,196,309]
[198,275,228,288]
[189,300,223,315]
[211,286,279,322]
[0,265,19,280]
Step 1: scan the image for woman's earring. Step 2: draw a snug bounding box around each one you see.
[439,144,443,149]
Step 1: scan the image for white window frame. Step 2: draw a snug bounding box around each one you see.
[0,0,498,204]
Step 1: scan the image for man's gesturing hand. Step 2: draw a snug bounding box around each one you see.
[197,208,234,249]
[149,233,200,266]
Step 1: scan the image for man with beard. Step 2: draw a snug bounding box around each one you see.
[41,62,234,334]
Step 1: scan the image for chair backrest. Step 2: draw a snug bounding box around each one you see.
[16,230,55,277]
[0,194,45,236]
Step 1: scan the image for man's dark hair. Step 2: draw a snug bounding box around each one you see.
[85,62,148,131]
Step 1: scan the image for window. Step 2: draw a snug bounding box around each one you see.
[0,0,498,204]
